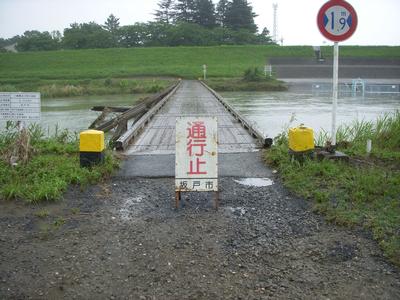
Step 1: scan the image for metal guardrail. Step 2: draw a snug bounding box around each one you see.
[200,81,273,148]
[312,82,400,96]
[115,81,182,151]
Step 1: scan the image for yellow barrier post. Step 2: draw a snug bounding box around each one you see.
[79,130,105,167]
[288,125,315,160]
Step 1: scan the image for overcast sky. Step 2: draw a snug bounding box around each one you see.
[0,0,399,45]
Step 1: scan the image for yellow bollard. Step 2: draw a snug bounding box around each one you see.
[79,130,105,167]
[288,125,314,159]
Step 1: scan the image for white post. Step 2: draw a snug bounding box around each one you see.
[331,42,339,147]
[264,65,272,77]
[17,120,25,132]
[366,139,372,155]
[203,64,207,80]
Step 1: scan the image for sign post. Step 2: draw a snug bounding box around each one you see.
[332,41,339,146]
[317,0,357,147]
[175,117,218,209]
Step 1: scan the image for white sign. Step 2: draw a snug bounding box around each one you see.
[175,117,218,192]
[0,92,41,121]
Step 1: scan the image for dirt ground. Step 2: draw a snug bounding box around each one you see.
[1,175,399,299]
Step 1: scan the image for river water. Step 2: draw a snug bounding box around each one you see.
[222,91,400,138]
[1,92,399,138]
[34,94,143,134]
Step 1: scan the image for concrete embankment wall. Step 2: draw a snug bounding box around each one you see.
[270,57,400,79]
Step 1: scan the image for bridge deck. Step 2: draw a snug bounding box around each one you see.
[124,80,258,155]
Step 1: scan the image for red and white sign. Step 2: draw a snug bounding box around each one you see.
[317,0,358,42]
[175,117,218,192]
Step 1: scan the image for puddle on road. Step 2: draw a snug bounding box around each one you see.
[118,196,144,221]
[234,178,274,187]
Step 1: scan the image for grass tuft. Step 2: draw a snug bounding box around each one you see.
[34,209,50,218]
[316,111,400,162]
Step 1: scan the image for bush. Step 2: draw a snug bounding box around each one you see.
[243,67,265,82]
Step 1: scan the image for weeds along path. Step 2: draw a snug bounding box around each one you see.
[0,173,399,299]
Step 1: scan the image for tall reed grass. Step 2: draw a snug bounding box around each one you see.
[316,111,400,158]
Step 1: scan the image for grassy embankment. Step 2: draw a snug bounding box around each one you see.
[0,78,174,99]
[265,112,400,265]
[320,45,400,58]
[0,123,119,202]
[1,45,399,96]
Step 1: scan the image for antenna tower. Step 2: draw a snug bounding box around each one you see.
[273,3,278,43]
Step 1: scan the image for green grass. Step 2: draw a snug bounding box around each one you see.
[34,209,50,218]
[0,46,310,80]
[205,77,287,92]
[316,112,400,161]
[1,45,398,97]
[265,112,400,265]
[1,45,398,82]
[0,123,119,202]
[205,66,287,92]
[0,78,174,98]
[321,46,400,58]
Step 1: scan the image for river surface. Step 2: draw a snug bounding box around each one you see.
[222,91,400,138]
[1,92,399,138]
[26,94,143,134]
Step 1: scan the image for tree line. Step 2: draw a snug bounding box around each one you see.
[1,0,274,52]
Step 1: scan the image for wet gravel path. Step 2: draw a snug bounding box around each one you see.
[1,174,399,299]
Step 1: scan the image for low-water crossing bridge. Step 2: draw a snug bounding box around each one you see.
[117,80,272,178]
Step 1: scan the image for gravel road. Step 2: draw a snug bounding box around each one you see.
[1,168,399,299]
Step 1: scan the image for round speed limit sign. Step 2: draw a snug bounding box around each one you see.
[317,0,358,42]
